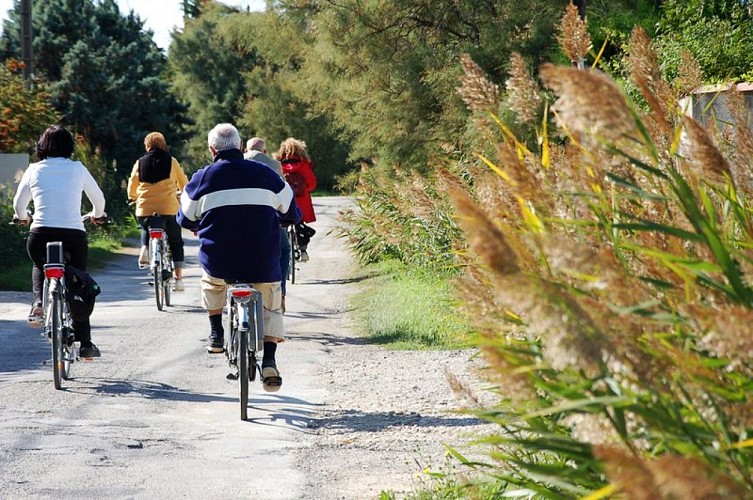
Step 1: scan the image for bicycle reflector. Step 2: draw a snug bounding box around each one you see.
[231,289,253,298]
[44,266,65,279]
[149,229,164,239]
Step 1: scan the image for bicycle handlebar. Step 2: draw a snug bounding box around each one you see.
[10,212,109,225]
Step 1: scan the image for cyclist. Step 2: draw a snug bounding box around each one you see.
[178,123,299,392]
[127,131,189,291]
[276,138,317,262]
[244,137,301,311]
[12,125,106,358]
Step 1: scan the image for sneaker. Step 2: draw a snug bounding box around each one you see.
[138,245,148,269]
[261,365,283,392]
[173,279,184,292]
[79,343,101,358]
[300,250,309,262]
[207,331,224,353]
[27,303,43,328]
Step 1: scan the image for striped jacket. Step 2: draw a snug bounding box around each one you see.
[177,149,298,282]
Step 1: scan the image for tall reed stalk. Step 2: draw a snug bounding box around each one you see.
[446,6,753,497]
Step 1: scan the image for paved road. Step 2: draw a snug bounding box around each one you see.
[0,196,353,498]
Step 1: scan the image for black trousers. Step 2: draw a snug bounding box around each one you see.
[136,215,185,264]
[27,227,92,342]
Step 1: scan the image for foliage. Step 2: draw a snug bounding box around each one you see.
[438,18,753,496]
[288,0,563,169]
[0,0,190,221]
[0,59,60,153]
[656,0,753,82]
[0,186,31,284]
[168,1,254,168]
[172,6,356,189]
[338,163,462,272]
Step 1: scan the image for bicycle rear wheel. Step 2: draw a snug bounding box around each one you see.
[62,320,74,380]
[239,316,249,421]
[49,291,64,390]
[288,229,296,284]
[153,252,164,311]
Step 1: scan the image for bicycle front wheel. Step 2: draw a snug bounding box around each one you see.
[239,318,249,421]
[49,291,64,390]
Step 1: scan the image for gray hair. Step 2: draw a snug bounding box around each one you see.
[208,123,241,152]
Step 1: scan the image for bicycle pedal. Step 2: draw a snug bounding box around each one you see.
[226,372,238,380]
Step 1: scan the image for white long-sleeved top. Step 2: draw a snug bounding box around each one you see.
[13,157,106,231]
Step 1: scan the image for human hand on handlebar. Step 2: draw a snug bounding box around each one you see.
[84,212,109,225]
[10,211,31,225]
[10,216,30,225]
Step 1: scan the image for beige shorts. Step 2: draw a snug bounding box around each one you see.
[200,271,284,340]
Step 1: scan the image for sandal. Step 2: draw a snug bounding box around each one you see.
[27,304,43,328]
[261,366,283,393]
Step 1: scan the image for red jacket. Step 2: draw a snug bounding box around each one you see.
[281,155,317,222]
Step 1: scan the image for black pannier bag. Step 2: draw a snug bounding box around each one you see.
[65,266,101,321]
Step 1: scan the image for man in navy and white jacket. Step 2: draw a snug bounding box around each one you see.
[178,123,299,392]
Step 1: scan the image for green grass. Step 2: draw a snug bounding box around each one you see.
[351,260,473,350]
[0,233,129,292]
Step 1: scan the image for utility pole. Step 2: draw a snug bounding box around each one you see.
[20,0,33,87]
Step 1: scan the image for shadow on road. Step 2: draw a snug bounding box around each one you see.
[310,409,488,433]
[301,276,369,286]
[247,394,326,431]
[64,377,237,403]
[294,331,368,347]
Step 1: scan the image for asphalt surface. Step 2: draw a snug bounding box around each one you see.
[0,196,352,499]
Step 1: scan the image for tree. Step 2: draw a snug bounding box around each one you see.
[0,0,190,220]
[273,0,563,169]
[221,8,355,190]
[168,1,257,166]
[0,59,59,153]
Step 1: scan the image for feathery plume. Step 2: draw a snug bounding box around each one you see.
[626,27,673,140]
[679,115,733,186]
[557,3,591,66]
[540,64,638,143]
[457,53,500,113]
[505,52,542,124]
[594,446,660,500]
[676,50,703,98]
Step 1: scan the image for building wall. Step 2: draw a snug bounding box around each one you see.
[689,82,753,132]
[0,154,29,190]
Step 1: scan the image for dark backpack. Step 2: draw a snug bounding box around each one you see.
[65,266,101,321]
[284,171,307,197]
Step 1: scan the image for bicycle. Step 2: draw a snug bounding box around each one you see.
[146,215,173,311]
[287,224,300,284]
[11,218,96,389]
[224,283,265,420]
[41,241,78,389]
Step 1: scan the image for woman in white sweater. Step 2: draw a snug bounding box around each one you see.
[13,125,107,358]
